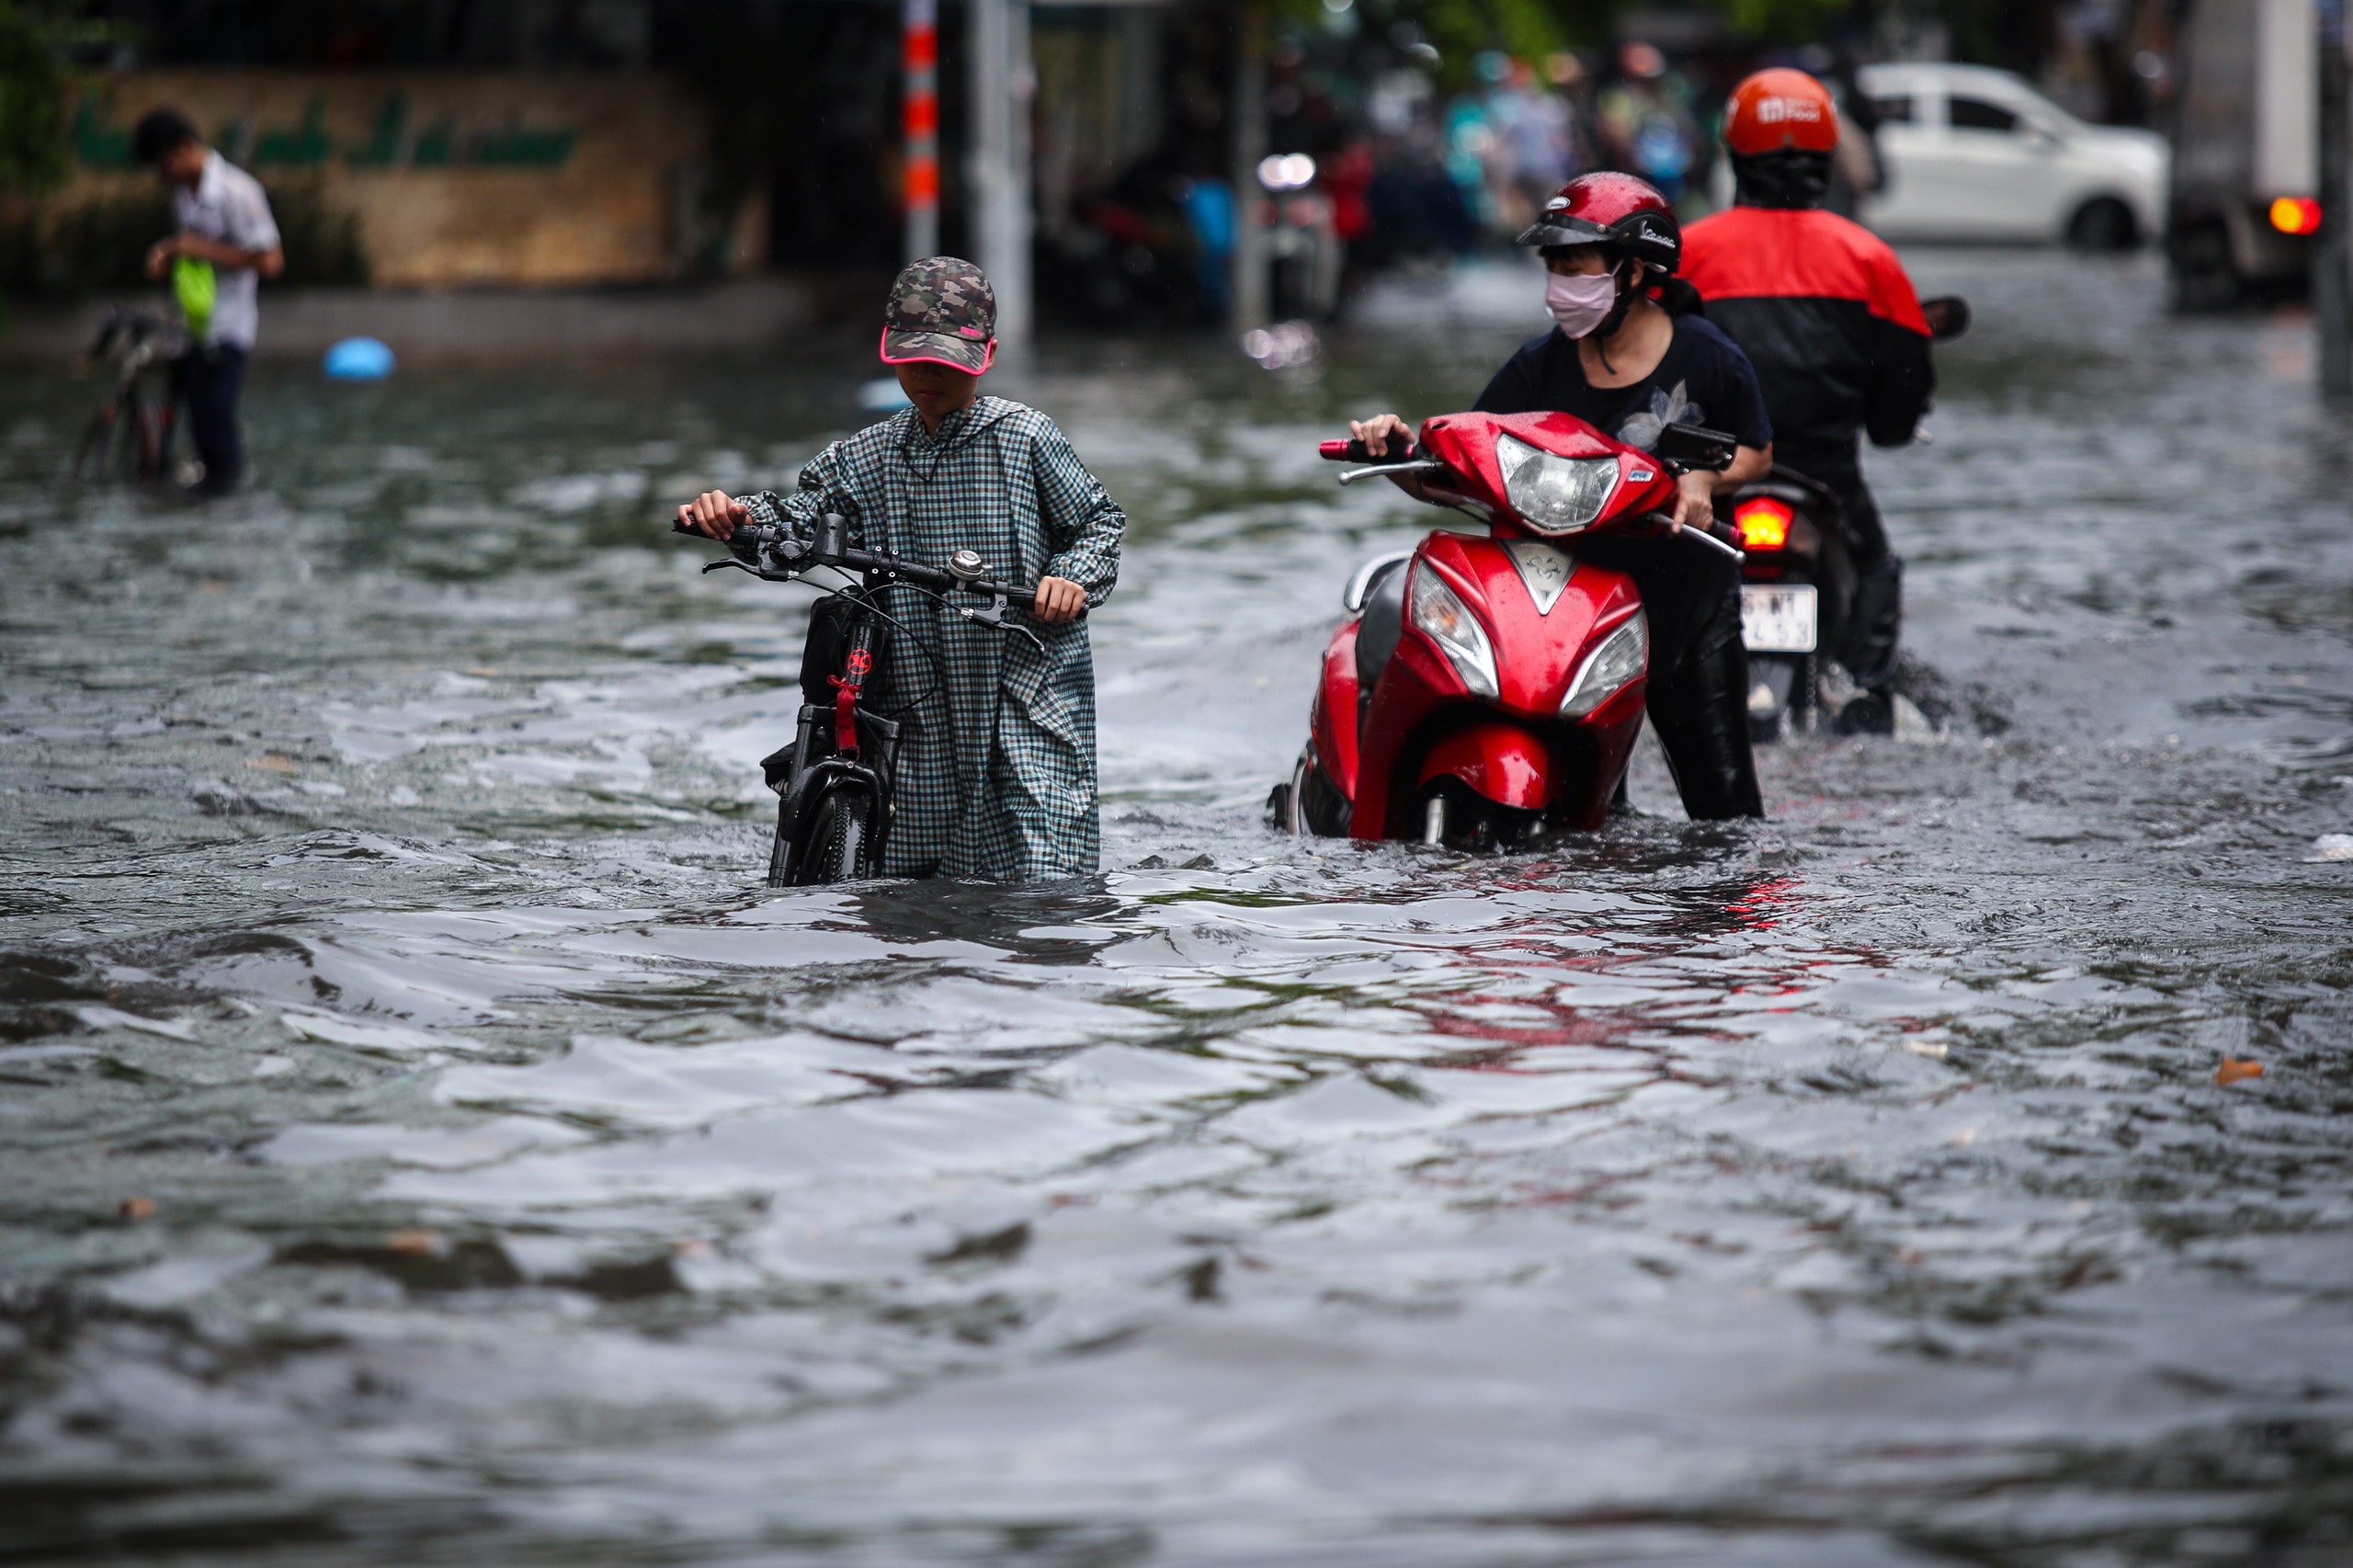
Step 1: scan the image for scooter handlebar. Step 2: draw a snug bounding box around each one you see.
[1321,437,1421,464]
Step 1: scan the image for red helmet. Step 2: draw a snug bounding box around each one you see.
[1724,69,1840,156]
[1515,171,1682,273]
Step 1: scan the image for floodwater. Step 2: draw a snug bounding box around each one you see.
[4,251,2351,1567]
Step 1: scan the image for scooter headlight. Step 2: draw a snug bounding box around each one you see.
[1495,434,1620,537]
[1561,612,1648,718]
[1407,565,1498,699]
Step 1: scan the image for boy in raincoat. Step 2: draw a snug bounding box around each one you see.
[676,258,1126,881]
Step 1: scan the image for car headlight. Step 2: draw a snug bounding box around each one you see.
[1560,612,1647,718]
[1495,433,1620,536]
[1408,565,1498,699]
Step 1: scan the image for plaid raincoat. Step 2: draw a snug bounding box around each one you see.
[745,397,1125,881]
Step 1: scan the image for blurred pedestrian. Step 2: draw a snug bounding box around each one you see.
[132,108,282,496]
[1485,58,1574,235]
[1596,42,1700,204]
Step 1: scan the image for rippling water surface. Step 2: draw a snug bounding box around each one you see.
[5,252,2351,1566]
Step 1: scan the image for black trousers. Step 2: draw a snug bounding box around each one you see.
[1781,447,1904,692]
[170,344,250,493]
[1586,536,1765,822]
[1828,477,1903,692]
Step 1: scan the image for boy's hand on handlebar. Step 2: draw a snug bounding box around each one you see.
[1668,472,1715,535]
[1033,577,1086,625]
[1349,414,1413,458]
[677,490,748,540]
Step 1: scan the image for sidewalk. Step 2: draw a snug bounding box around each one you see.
[0,278,816,360]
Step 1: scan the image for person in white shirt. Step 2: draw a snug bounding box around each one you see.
[132,108,283,495]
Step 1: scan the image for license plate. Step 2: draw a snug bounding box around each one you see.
[1741,584,1818,653]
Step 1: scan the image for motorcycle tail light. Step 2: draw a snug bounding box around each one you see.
[1735,497,1793,551]
[2271,197,2323,236]
[1407,565,1499,699]
[1495,434,1620,536]
[1561,612,1648,719]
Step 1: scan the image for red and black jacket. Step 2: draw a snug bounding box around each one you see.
[1679,206,1934,491]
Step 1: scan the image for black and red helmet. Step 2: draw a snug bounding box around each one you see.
[1515,171,1683,273]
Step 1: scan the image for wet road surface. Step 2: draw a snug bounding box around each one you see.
[4,250,2351,1565]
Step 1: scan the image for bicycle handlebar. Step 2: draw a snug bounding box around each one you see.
[670,517,1045,609]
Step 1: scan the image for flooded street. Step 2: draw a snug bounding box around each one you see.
[5,249,2351,1565]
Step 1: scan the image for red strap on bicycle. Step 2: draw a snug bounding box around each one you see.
[829,678,860,756]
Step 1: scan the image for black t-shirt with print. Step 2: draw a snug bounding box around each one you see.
[1467,316,1771,677]
[1472,315,1773,454]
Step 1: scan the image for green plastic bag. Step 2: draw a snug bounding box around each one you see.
[173,256,217,341]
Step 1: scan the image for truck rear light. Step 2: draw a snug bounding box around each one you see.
[1734,497,1793,551]
[2270,197,2323,235]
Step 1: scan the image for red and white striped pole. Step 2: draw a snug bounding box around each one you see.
[904,0,940,262]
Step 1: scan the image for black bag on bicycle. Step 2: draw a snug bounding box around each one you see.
[799,589,896,710]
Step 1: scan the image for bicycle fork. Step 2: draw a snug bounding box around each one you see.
[763,611,902,885]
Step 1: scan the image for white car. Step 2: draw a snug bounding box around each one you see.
[1855,62,2169,248]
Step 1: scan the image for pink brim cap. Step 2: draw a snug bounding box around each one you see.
[879,326,995,374]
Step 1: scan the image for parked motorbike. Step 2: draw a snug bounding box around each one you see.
[1269,413,1744,851]
[673,515,1044,885]
[1731,292,1971,741]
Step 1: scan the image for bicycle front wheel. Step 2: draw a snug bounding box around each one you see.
[72,405,122,483]
[128,387,168,482]
[792,789,873,886]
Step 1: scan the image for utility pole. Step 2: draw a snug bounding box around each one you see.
[2322,0,2351,394]
[1230,0,1269,332]
[969,0,1033,348]
[904,0,940,264]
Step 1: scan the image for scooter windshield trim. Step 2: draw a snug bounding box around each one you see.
[1495,434,1620,536]
[1407,563,1499,699]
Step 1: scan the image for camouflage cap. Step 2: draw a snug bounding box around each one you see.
[881,256,996,373]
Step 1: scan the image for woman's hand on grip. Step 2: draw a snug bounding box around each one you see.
[1668,471,1715,535]
[1348,414,1413,458]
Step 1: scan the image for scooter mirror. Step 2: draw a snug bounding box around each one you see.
[1650,423,1739,474]
[1922,295,1971,342]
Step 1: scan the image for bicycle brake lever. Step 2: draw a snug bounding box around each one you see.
[960,602,1046,653]
[701,559,757,576]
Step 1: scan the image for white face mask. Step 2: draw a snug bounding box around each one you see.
[1545,269,1620,339]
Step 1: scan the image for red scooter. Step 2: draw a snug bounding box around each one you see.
[1270,412,1742,850]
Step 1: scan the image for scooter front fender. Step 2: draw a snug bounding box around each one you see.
[1416,722,1556,812]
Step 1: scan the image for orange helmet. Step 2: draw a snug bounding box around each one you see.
[1723,69,1839,157]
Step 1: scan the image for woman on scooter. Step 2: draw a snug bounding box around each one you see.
[1350,172,1770,820]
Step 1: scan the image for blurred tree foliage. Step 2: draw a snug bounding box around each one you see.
[0,1,116,197]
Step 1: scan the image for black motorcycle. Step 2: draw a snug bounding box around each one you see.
[1731,293,1971,741]
[675,514,1044,886]
[1728,461,1850,740]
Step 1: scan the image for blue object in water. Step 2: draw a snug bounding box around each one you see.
[324,337,395,381]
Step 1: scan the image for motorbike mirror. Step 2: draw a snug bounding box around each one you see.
[1922,295,1971,342]
[1649,423,1739,474]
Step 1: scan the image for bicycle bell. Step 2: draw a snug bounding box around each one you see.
[948,550,986,585]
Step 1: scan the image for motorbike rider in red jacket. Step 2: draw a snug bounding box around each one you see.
[1680,69,1935,733]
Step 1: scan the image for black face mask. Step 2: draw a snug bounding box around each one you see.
[1733,151,1834,210]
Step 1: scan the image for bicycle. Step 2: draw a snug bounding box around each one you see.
[674,512,1047,885]
[72,310,180,485]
